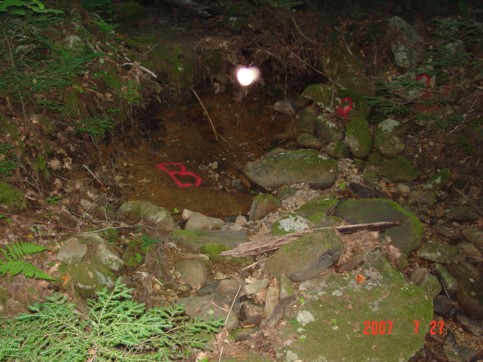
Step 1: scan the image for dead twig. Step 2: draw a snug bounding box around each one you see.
[190,86,219,142]
[221,221,402,257]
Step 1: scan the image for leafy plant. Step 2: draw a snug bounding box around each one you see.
[0,279,223,361]
[0,242,54,280]
[45,195,60,204]
[141,234,161,248]
[75,115,114,138]
[0,144,21,177]
[0,0,63,16]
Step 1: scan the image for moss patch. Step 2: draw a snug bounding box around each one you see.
[0,182,27,212]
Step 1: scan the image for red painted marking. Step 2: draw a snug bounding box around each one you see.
[156,162,202,188]
[416,73,432,100]
[336,97,353,119]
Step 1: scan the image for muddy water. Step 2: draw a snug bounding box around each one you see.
[118,92,291,218]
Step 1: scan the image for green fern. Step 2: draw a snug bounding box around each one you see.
[0,242,54,280]
[0,279,223,361]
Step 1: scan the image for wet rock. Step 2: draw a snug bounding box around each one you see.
[387,16,424,68]
[243,148,338,189]
[378,155,419,182]
[273,100,296,116]
[373,118,405,158]
[278,251,432,361]
[433,295,455,318]
[175,258,208,290]
[344,115,372,158]
[248,193,281,221]
[297,133,322,149]
[118,200,178,230]
[315,115,344,143]
[182,209,225,230]
[178,295,238,330]
[410,267,442,299]
[265,229,345,282]
[424,168,451,189]
[0,182,27,213]
[433,263,458,296]
[417,241,458,264]
[335,198,423,254]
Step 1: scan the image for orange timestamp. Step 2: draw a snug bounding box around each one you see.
[362,320,445,335]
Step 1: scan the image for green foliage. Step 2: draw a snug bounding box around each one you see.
[0,279,223,361]
[0,0,63,16]
[141,234,161,249]
[0,242,54,280]
[260,0,304,9]
[45,195,60,204]
[75,115,114,138]
[0,144,21,178]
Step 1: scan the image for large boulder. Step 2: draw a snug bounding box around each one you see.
[243,148,338,189]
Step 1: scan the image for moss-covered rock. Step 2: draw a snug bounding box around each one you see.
[248,193,281,221]
[297,133,322,149]
[278,251,432,361]
[243,148,338,189]
[335,198,423,254]
[378,155,419,182]
[115,0,146,24]
[373,119,406,158]
[298,195,338,219]
[170,229,248,253]
[301,84,333,108]
[424,168,451,189]
[345,115,372,158]
[315,114,344,143]
[118,200,178,230]
[265,229,345,281]
[0,182,27,213]
[297,106,318,134]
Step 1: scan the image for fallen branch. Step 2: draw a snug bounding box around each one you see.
[220,221,401,257]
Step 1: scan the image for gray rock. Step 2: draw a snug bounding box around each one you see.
[297,133,323,149]
[315,115,344,143]
[462,225,483,251]
[446,206,480,222]
[175,259,208,290]
[239,301,265,325]
[433,295,455,318]
[265,229,345,282]
[118,200,178,230]
[178,295,238,330]
[214,279,245,306]
[243,148,338,189]
[378,155,419,182]
[183,210,225,230]
[248,193,281,221]
[433,263,458,296]
[410,267,442,299]
[242,278,269,296]
[335,198,423,254]
[410,190,437,206]
[417,242,458,264]
[297,106,318,134]
[373,119,405,158]
[387,16,424,68]
[57,237,88,263]
[273,100,296,116]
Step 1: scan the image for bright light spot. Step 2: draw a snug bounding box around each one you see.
[236,66,260,86]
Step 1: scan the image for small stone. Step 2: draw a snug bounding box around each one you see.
[433,295,455,318]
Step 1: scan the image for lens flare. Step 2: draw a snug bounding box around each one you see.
[236,66,260,86]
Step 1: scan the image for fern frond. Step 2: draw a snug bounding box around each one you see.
[0,260,55,280]
[0,242,49,261]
